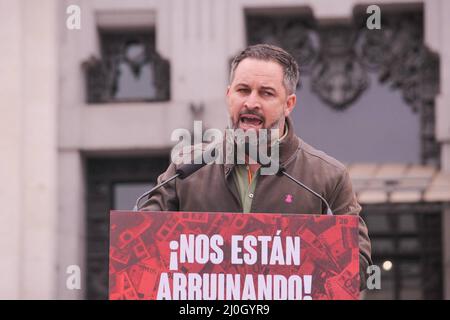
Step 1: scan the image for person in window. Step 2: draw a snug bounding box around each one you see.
[114,40,156,100]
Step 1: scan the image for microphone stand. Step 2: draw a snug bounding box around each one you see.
[133,173,180,211]
[133,147,218,211]
[277,167,333,215]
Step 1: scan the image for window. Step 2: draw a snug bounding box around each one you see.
[85,155,169,299]
[361,204,443,300]
[84,30,170,103]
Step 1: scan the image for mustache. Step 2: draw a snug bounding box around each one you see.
[238,108,265,122]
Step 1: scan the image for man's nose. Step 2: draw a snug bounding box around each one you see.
[243,91,261,110]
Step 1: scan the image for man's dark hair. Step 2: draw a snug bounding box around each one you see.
[229,44,300,95]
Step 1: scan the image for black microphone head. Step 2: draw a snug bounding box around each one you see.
[276,165,286,177]
[176,163,206,179]
[175,146,217,179]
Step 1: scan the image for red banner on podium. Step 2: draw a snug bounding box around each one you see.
[109,211,360,300]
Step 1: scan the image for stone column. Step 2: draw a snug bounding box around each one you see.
[0,0,58,299]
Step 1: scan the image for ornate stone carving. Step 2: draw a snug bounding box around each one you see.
[357,11,440,165]
[247,15,318,75]
[311,25,368,110]
[246,9,440,165]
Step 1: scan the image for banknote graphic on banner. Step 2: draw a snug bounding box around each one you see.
[109,211,360,300]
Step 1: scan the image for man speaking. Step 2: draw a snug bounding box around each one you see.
[140,44,372,290]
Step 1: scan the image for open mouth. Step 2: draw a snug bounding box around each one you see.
[239,114,264,130]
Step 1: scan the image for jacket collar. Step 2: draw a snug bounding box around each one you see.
[223,116,300,177]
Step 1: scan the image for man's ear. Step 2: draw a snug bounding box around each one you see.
[285,94,297,117]
[226,86,231,107]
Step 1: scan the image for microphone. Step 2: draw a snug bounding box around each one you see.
[133,174,179,211]
[276,166,333,215]
[133,147,217,211]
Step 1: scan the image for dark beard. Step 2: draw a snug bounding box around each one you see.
[229,111,283,132]
[227,117,284,166]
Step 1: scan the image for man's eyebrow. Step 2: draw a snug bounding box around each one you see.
[260,86,276,92]
[233,83,276,92]
[234,83,250,87]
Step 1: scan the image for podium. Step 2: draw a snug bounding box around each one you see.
[109,211,360,300]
